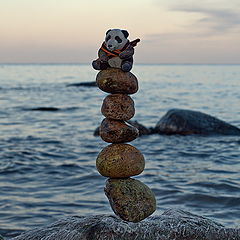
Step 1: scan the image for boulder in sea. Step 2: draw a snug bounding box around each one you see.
[96,68,138,94]
[101,94,135,121]
[128,120,153,136]
[155,108,240,135]
[100,118,139,143]
[105,178,156,222]
[96,144,145,178]
[29,107,60,111]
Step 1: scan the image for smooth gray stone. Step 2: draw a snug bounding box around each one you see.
[11,209,240,240]
[155,109,240,135]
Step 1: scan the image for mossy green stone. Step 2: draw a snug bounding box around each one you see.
[96,144,145,178]
[105,178,156,222]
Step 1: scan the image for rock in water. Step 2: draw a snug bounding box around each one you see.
[96,144,145,178]
[66,81,96,87]
[100,118,139,143]
[96,68,138,94]
[155,108,240,135]
[105,178,156,222]
[128,120,153,135]
[101,94,135,120]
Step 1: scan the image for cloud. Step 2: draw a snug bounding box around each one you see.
[171,5,240,33]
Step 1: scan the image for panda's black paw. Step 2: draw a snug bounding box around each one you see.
[121,62,132,72]
[92,60,109,70]
[92,60,101,70]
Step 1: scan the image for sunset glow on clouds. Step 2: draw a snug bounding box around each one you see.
[0,0,240,63]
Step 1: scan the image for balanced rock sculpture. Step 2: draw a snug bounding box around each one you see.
[92,29,156,222]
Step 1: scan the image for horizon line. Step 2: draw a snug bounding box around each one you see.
[0,62,240,65]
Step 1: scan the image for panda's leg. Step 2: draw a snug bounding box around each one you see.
[121,60,133,72]
[92,59,110,70]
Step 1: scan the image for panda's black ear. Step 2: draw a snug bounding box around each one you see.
[106,29,111,35]
[121,30,129,38]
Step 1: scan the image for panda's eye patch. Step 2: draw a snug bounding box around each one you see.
[106,35,111,42]
[115,36,122,43]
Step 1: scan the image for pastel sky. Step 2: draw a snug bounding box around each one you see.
[1,0,240,63]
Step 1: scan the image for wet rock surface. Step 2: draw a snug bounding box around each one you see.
[100,118,139,143]
[10,209,240,240]
[155,108,240,135]
[105,178,156,222]
[96,144,145,178]
[96,68,138,94]
[101,94,135,120]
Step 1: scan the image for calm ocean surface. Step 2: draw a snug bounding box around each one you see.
[0,64,239,238]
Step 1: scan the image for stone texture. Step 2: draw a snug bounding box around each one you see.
[96,68,138,94]
[155,108,240,135]
[105,178,156,222]
[101,94,135,120]
[96,144,145,178]
[94,120,154,136]
[100,118,139,143]
[10,209,240,240]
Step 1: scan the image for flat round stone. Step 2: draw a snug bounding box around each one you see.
[100,118,139,143]
[105,178,156,222]
[101,94,135,120]
[96,143,145,178]
[96,68,138,94]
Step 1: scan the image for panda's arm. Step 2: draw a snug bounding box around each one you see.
[119,45,134,59]
[98,49,109,62]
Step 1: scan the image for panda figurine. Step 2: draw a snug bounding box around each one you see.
[92,29,140,72]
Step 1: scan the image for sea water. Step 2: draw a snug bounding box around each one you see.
[0,64,239,238]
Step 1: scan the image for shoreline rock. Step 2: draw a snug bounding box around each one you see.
[10,209,240,240]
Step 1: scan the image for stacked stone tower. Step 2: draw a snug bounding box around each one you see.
[95,68,156,222]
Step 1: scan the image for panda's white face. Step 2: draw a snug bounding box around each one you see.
[105,29,129,51]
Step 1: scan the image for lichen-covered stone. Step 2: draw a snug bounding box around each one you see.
[100,118,139,143]
[96,144,145,178]
[96,68,138,94]
[105,178,156,222]
[101,94,135,120]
